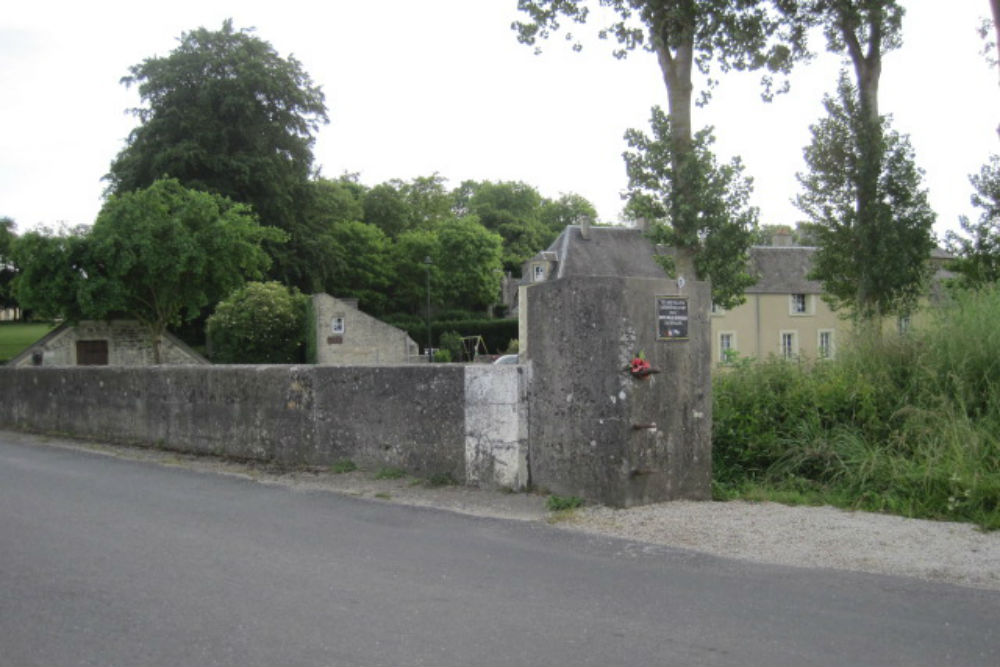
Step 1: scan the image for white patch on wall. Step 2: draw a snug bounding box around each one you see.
[464,365,528,490]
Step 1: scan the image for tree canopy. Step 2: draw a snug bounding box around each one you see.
[623,107,758,308]
[796,73,935,320]
[947,155,1000,289]
[514,0,807,291]
[105,19,329,291]
[14,179,283,361]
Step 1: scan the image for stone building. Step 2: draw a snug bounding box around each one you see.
[310,293,420,365]
[8,320,207,367]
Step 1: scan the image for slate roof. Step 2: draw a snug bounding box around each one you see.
[525,225,951,297]
[524,225,668,281]
[746,246,823,295]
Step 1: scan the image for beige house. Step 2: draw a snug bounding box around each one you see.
[520,224,952,366]
[311,293,420,365]
[711,246,847,363]
[9,320,207,367]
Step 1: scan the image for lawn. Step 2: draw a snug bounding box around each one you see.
[0,323,56,363]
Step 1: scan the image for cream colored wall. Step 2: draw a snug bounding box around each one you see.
[710,293,848,363]
[312,294,420,365]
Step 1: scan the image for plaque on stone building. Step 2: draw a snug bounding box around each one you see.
[656,296,688,341]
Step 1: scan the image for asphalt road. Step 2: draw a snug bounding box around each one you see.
[1,433,996,667]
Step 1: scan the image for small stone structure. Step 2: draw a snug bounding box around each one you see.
[8,320,207,367]
[311,293,420,364]
[520,224,712,505]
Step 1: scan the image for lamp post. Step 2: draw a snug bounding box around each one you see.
[424,255,432,363]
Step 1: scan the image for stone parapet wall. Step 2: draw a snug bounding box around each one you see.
[0,364,527,489]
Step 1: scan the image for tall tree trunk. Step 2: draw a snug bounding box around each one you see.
[991,0,1000,83]
[652,3,698,270]
[838,4,885,319]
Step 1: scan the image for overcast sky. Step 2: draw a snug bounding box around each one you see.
[2,1,997,240]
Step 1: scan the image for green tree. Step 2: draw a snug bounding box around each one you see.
[388,229,440,315]
[325,220,394,314]
[435,216,504,311]
[539,193,597,236]
[207,281,306,363]
[463,180,552,274]
[623,107,758,307]
[796,74,936,320]
[0,218,17,313]
[514,1,805,284]
[14,179,284,362]
[105,20,329,291]
[946,155,1000,288]
[10,225,91,322]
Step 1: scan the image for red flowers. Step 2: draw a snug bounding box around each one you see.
[630,357,651,375]
[627,353,659,378]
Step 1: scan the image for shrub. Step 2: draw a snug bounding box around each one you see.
[714,285,1000,529]
[207,281,306,363]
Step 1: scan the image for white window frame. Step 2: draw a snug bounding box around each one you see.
[789,293,810,316]
[779,330,798,359]
[718,331,736,363]
[711,302,725,316]
[532,263,546,282]
[331,316,345,335]
[817,329,835,360]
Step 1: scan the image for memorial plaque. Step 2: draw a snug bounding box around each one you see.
[656,296,689,341]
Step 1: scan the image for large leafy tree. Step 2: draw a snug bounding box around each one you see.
[462,180,553,274]
[624,107,758,307]
[105,20,329,291]
[435,216,504,311]
[514,0,805,287]
[796,74,935,320]
[946,155,1000,289]
[15,179,283,362]
[325,220,394,314]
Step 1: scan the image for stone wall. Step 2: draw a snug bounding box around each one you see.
[522,275,712,506]
[312,294,420,365]
[0,364,528,490]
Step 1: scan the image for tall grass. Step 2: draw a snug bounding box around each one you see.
[713,286,1000,530]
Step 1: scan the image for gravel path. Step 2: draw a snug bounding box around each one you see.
[13,431,1000,592]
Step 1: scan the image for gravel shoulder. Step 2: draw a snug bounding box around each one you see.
[14,431,1000,592]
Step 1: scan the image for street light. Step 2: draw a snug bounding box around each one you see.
[424,255,432,363]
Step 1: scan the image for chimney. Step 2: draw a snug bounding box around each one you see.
[772,229,793,247]
[580,216,591,241]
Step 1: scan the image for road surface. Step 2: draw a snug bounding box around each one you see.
[0,433,995,666]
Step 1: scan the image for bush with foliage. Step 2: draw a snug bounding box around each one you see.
[207,281,306,363]
[714,285,1000,530]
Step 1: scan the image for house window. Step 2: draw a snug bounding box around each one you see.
[533,264,546,282]
[718,332,736,363]
[818,330,834,359]
[790,293,809,315]
[711,302,724,315]
[780,331,798,359]
[897,315,911,335]
[331,316,345,335]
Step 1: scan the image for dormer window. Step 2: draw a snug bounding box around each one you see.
[533,264,546,282]
[790,293,809,315]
